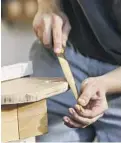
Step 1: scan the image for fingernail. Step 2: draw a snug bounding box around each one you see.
[70,108,75,115]
[64,117,69,123]
[54,48,61,53]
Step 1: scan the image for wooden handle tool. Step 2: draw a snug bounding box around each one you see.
[57,47,84,111]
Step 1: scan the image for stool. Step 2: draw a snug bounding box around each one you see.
[1,77,68,142]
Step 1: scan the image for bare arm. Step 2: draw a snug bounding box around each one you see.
[102,67,121,94]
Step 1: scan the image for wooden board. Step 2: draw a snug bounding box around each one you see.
[1,100,48,142]
[1,61,33,82]
[18,100,48,139]
[1,105,19,142]
[1,77,68,105]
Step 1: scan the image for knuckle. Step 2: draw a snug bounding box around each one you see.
[43,40,49,45]
[85,119,91,125]
[73,113,78,119]
[62,34,67,41]
[82,79,89,87]
[84,91,91,98]
[33,23,39,30]
[89,113,95,118]
[79,117,91,125]
[53,14,63,25]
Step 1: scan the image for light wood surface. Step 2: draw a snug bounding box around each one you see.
[1,105,19,142]
[58,55,78,99]
[1,77,68,105]
[1,100,48,142]
[18,100,48,139]
[57,54,84,111]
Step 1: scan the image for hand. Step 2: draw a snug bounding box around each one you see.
[63,76,108,128]
[33,11,71,54]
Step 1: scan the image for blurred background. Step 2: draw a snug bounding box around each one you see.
[1,0,37,66]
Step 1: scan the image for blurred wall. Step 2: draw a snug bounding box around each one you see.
[1,21,36,66]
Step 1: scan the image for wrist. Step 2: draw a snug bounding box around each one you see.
[100,75,119,94]
[37,0,61,13]
[100,76,110,94]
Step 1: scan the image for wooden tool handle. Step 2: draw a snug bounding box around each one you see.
[57,47,84,112]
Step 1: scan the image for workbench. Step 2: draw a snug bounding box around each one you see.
[1,77,68,142]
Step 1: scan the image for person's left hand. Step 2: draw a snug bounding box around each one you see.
[63,76,108,128]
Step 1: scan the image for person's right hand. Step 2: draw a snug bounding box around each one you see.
[33,11,71,54]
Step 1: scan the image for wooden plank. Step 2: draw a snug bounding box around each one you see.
[1,105,19,142]
[18,100,48,140]
[1,77,68,105]
[17,137,36,143]
[1,61,33,82]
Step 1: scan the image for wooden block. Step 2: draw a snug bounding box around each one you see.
[1,77,68,105]
[1,105,19,142]
[18,100,48,139]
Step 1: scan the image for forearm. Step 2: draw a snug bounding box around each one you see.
[37,0,61,13]
[102,67,121,94]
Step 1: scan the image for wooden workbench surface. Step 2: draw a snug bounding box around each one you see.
[1,77,68,105]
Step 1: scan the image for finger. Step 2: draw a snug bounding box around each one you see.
[69,108,91,125]
[91,113,104,123]
[85,92,108,117]
[33,18,43,41]
[76,91,107,118]
[69,108,104,125]
[62,18,71,47]
[75,98,106,118]
[75,104,105,118]
[63,116,83,128]
[78,84,97,106]
[37,27,43,42]
[43,15,52,47]
[81,78,89,92]
[82,113,104,128]
[52,14,63,54]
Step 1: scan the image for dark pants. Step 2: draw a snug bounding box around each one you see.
[30,40,121,142]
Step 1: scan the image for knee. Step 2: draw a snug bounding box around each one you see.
[31,39,44,51]
[29,39,46,61]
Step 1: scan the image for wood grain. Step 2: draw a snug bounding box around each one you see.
[1,77,68,105]
[1,105,19,142]
[58,54,78,99]
[18,100,48,139]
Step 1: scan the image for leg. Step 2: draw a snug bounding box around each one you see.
[30,40,96,142]
[95,94,121,142]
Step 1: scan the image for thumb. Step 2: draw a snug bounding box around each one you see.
[78,85,96,106]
